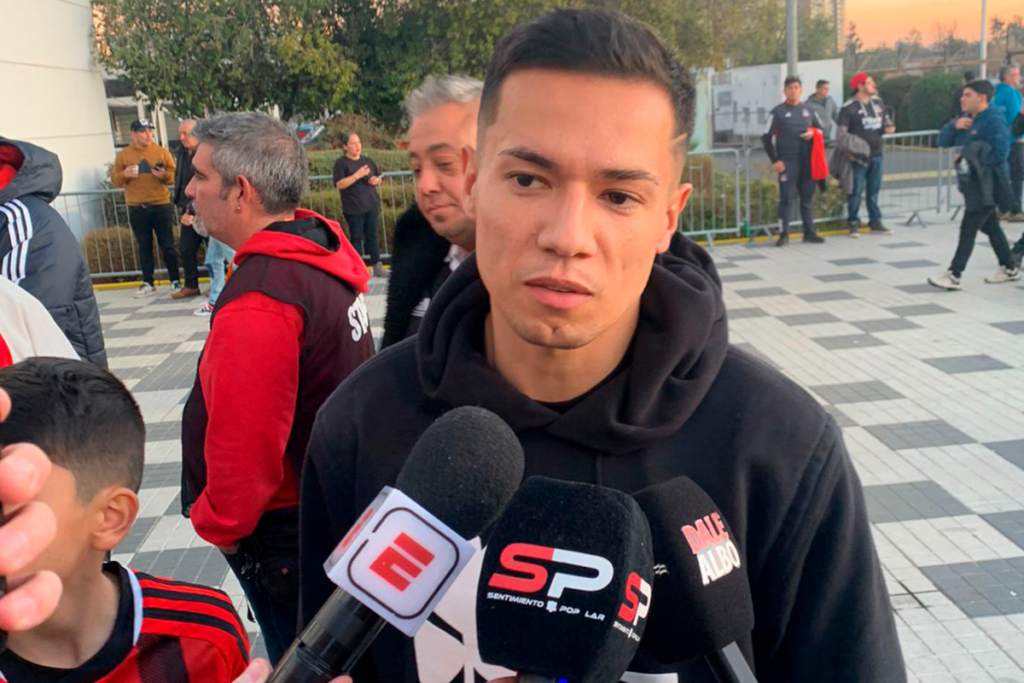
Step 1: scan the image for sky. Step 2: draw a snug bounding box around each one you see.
[847,0,1022,48]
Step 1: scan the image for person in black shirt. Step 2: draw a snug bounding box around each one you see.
[333,133,384,277]
[762,76,824,246]
[838,72,895,235]
[172,119,203,299]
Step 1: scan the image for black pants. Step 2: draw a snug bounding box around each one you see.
[223,543,299,665]
[950,207,1014,277]
[778,156,816,236]
[179,220,203,289]
[128,204,179,285]
[344,206,381,265]
[1010,142,1024,213]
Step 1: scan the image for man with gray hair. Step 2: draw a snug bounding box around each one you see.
[993,63,1024,221]
[180,111,375,664]
[173,118,204,298]
[381,74,482,347]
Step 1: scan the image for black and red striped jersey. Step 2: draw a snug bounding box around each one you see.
[0,562,249,682]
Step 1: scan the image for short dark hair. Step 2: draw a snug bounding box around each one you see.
[963,70,976,82]
[480,9,695,146]
[784,76,802,87]
[816,79,829,88]
[341,132,358,147]
[0,358,145,500]
[965,79,995,102]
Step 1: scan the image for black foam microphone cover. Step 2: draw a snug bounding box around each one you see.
[633,476,755,666]
[397,406,526,539]
[477,477,654,683]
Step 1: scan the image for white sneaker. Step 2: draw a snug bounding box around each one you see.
[928,270,962,291]
[170,281,183,293]
[1005,213,1024,223]
[985,266,1022,284]
[194,302,214,317]
[134,283,157,298]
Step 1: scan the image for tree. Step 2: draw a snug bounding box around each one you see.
[93,0,356,119]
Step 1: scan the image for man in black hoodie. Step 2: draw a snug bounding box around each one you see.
[300,9,905,683]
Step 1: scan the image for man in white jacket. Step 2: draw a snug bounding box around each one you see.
[0,277,78,366]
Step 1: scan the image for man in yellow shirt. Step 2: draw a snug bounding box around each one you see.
[110,119,181,298]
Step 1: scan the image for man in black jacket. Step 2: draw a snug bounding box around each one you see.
[381,75,482,348]
[173,119,203,299]
[0,137,107,367]
[300,9,904,683]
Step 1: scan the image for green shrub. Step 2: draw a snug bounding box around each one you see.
[307,149,411,177]
[907,74,962,132]
[876,75,919,131]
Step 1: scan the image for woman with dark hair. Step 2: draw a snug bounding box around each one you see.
[332,133,385,277]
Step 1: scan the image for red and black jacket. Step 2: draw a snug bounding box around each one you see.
[181,209,373,550]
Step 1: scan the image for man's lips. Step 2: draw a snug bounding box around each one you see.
[524,277,593,310]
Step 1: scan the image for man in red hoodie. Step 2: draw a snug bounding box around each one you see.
[179,112,374,664]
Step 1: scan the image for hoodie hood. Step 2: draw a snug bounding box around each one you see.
[0,138,63,205]
[417,232,728,454]
[234,208,370,294]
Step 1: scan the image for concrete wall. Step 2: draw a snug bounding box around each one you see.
[0,0,113,236]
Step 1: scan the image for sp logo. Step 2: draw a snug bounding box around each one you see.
[616,572,652,627]
[487,543,613,599]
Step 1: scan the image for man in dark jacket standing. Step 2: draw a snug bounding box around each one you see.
[180,112,375,664]
[382,75,482,347]
[0,137,107,367]
[173,119,203,299]
[930,80,1021,290]
[300,9,905,683]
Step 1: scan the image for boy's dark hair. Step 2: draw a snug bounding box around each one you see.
[480,9,695,146]
[785,76,802,87]
[965,79,995,102]
[963,70,976,82]
[816,79,829,88]
[0,357,145,500]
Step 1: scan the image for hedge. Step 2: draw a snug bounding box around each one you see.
[307,149,411,176]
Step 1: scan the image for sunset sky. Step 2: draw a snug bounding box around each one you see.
[848,0,1022,48]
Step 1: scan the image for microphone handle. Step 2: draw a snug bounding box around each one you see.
[268,588,386,683]
[705,642,758,683]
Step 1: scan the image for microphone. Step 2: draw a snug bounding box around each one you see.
[476,476,654,683]
[270,406,525,682]
[633,477,758,683]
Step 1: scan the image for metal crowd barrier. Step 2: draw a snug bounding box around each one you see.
[677,148,744,246]
[56,171,417,281]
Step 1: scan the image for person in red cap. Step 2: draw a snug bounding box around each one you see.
[838,72,896,236]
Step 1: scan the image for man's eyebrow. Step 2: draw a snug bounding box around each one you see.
[599,168,660,185]
[498,147,556,170]
[427,143,458,154]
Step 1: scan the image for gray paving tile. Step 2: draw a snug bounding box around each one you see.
[811,380,904,404]
[986,440,1024,472]
[813,334,887,350]
[923,560,1024,617]
[882,241,928,249]
[726,254,768,262]
[851,318,923,333]
[982,511,1024,553]
[132,352,201,393]
[146,421,182,443]
[129,547,225,585]
[777,312,843,326]
[797,290,857,303]
[104,326,152,339]
[887,260,942,269]
[814,272,868,283]
[922,355,1013,374]
[829,257,877,266]
[736,287,789,299]
[824,405,857,428]
[864,481,972,523]
[896,284,944,294]
[720,273,763,284]
[992,321,1024,335]
[128,309,206,321]
[715,260,738,270]
[887,304,954,317]
[728,307,770,320]
[115,517,159,556]
[865,420,976,450]
[141,462,184,490]
[106,343,185,358]
[189,330,210,342]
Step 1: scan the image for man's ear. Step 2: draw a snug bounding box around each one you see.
[462,144,478,220]
[236,175,255,208]
[657,182,692,253]
[90,487,140,553]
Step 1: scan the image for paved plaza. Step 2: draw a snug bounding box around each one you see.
[97,209,1024,681]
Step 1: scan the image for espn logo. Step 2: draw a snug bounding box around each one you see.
[370,533,436,592]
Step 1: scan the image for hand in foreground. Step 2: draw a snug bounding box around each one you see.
[0,389,62,633]
[955,117,973,131]
[232,659,351,683]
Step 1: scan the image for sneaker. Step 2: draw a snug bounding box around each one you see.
[984,266,1022,284]
[171,286,201,299]
[372,262,387,278]
[194,302,214,317]
[804,234,825,244]
[170,281,183,293]
[869,222,892,234]
[1012,247,1024,271]
[848,229,860,239]
[1005,213,1024,223]
[928,270,962,291]
[133,283,157,298]
[775,232,789,247]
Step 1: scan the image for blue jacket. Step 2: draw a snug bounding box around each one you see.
[938,107,1011,176]
[993,83,1023,141]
